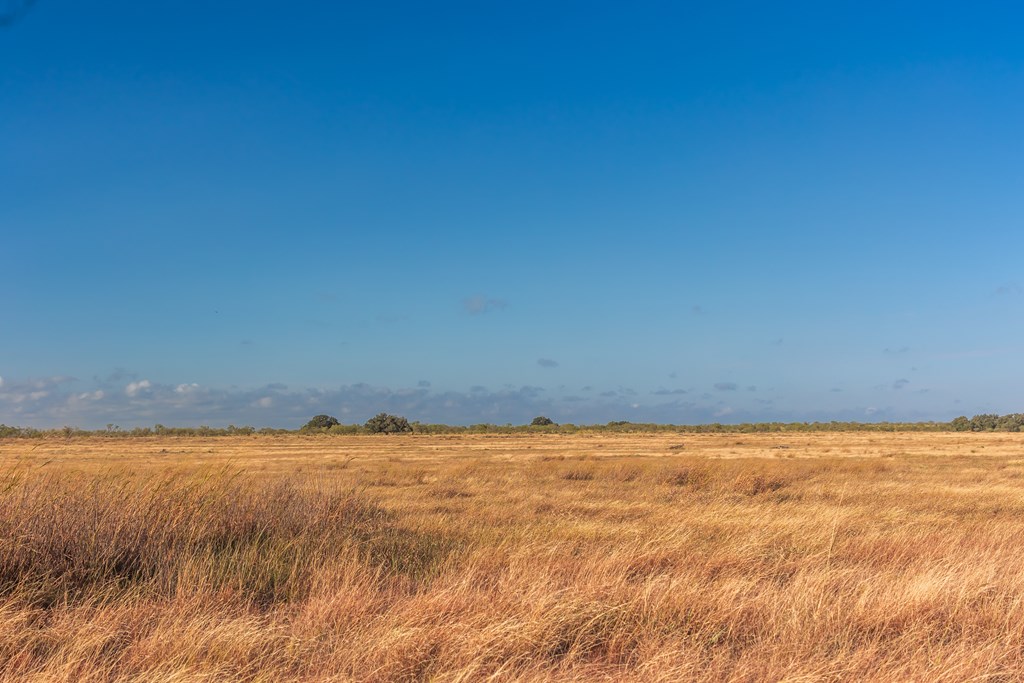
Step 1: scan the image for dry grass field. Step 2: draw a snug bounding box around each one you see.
[2,431,1024,681]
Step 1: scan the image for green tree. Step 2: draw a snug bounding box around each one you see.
[970,414,1000,432]
[949,416,971,431]
[365,413,413,434]
[996,414,1024,432]
[302,414,340,431]
[530,416,555,426]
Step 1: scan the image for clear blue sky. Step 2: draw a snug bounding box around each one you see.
[3,1,1023,427]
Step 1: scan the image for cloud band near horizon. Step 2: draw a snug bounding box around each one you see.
[0,373,962,430]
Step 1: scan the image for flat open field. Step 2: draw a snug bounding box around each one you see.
[2,432,1024,681]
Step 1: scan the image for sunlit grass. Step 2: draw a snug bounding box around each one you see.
[1,433,1023,681]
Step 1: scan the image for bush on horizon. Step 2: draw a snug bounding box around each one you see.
[365,413,413,434]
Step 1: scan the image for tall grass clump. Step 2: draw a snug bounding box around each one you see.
[0,469,455,611]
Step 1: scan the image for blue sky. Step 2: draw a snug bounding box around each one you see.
[3,1,1024,427]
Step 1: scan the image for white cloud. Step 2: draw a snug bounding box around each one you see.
[0,376,4,388]
[74,390,105,401]
[125,380,152,397]
[256,396,273,408]
[175,383,200,394]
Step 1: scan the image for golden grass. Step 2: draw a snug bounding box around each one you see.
[2,432,1024,681]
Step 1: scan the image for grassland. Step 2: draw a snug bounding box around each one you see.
[2,431,1024,681]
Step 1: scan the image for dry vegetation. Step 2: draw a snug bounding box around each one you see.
[2,432,1024,681]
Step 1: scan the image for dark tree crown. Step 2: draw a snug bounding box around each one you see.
[303,414,340,430]
[365,413,413,434]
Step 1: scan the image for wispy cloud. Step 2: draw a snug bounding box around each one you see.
[0,376,76,409]
[893,378,909,390]
[463,295,508,315]
[928,347,1020,361]
[996,283,1022,296]
[714,382,738,391]
[97,369,136,384]
[537,358,559,368]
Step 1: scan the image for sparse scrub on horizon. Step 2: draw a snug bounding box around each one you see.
[11,413,1024,439]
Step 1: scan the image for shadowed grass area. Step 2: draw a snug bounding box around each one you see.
[1,434,1024,680]
[0,470,459,611]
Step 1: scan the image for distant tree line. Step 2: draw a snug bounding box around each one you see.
[4,413,1024,439]
[295,413,1024,435]
[0,423,288,439]
[949,414,1024,432]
